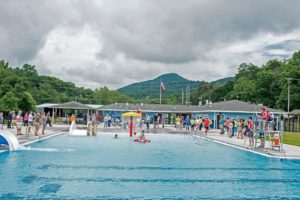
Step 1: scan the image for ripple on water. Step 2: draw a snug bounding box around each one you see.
[39,183,62,194]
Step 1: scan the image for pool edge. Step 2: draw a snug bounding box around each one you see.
[0,132,65,154]
[195,134,300,161]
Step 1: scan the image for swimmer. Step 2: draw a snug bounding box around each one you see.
[133,132,138,139]
[139,130,146,140]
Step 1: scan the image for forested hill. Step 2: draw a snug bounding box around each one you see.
[117,73,233,99]
[190,51,300,111]
[118,73,200,99]
[0,61,132,112]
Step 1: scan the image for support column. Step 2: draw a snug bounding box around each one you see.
[129,116,133,137]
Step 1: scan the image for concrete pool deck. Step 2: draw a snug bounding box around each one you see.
[200,131,300,159]
[0,126,67,153]
[163,127,300,159]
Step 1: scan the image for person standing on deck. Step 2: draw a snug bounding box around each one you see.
[195,117,200,131]
[16,111,23,135]
[11,111,16,128]
[46,112,52,127]
[7,111,12,128]
[28,112,34,134]
[203,116,211,135]
[179,115,184,130]
[247,117,254,146]
[34,113,41,136]
[23,113,29,127]
[0,112,4,130]
[176,116,180,130]
[190,117,195,131]
[41,112,47,136]
[146,115,150,130]
[199,116,203,131]
[185,115,191,130]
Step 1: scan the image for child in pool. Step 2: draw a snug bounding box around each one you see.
[133,132,138,139]
[87,121,93,136]
[92,121,97,136]
[139,130,146,140]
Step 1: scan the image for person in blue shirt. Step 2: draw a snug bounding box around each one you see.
[185,116,191,130]
[219,115,225,134]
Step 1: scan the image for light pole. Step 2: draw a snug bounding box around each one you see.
[286,78,292,113]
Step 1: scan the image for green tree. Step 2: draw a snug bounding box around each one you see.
[233,77,256,102]
[0,91,19,112]
[18,92,37,112]
[276,52,300,110]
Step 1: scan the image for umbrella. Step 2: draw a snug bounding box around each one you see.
[122,112,141,137]
[122,112,141,117]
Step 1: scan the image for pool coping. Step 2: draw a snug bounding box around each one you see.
[22,132,65,146]
[195,134,300,160]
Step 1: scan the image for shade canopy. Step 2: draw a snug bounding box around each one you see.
[122,112,141,117]
[49,101,94,110]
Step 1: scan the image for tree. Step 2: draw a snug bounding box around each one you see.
[276,51,300,110]
[18,92,36,112]
[0,92,19,112]
[233,78,256,102]
[255,70,280,107]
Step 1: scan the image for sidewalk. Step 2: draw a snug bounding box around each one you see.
[0,126,67,146]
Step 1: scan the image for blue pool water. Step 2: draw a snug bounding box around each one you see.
[1,133,300,199]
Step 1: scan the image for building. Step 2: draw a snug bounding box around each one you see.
[98,100,284,128]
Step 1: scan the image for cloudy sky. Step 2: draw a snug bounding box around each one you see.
[1,0,300,89]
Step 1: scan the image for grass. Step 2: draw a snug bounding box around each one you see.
[265,132,300,147]
[282,132,300,147]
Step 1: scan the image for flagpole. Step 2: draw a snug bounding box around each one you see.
[160,84,162,104]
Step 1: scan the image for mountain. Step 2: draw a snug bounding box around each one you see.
[118,73,233,99]
[118,73,199,99]
[211,77,234,84]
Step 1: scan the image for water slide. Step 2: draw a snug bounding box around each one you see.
[0,132,20,151]
[69,121,88,136]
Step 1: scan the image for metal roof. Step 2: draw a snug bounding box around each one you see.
[290,109,300,115]
[48,101,95,110]
[86,104,103,109]
[99,100,284,114]
[36,103,58,108]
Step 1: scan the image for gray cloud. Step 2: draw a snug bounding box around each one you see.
[1,0,300,89]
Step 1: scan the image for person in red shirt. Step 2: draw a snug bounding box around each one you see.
[247,117,254,146]
[203,117,211,135]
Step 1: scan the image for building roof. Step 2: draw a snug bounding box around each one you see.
[36,103,58,108]
[290,109,300,115]
[48,101,95,110]
[99,100,284,114]
[86,104,103,109]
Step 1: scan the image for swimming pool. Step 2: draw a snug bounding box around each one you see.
[1,133,300,199]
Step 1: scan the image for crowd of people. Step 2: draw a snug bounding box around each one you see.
[175,115,212,135]
[219,107,274,147]
[0,111,52,136]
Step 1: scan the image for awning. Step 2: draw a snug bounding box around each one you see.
[122,112,141,117]
[48,101,95,110]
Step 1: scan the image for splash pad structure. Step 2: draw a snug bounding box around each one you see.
[69,121,89,136]
[122,112,142,137]
[0,132,21,151]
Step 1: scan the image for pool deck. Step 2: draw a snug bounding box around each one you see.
[163,126,300,159]
[0,126,68,153]
[1,124,300,159]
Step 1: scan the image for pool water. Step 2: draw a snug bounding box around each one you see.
[1,133,300,199]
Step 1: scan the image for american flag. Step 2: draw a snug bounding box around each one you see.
[160,80,165,91]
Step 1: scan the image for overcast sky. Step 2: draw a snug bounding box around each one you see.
[1,0,300,89]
